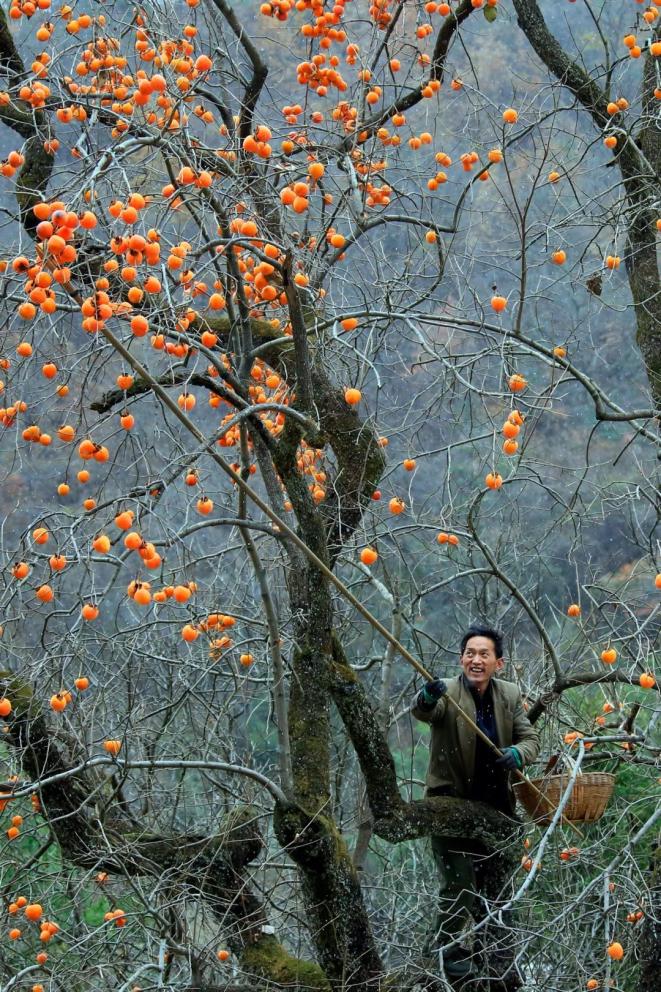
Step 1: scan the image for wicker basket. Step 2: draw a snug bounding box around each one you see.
[514,772,615,825]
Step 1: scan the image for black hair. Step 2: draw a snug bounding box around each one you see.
[460,624,504,659]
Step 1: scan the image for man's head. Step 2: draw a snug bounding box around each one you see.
[459,624,504,693]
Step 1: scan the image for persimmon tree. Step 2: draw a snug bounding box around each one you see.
[0,1,658,991]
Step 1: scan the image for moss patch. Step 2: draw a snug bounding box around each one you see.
[242,935,331,990]
[0,670,39,719]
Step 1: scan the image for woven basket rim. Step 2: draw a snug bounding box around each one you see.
[518,771,616,786]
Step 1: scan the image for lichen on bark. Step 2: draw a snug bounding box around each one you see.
[287,644,332,813]
[241,935,332,990]
[273,802,384,986]
[14,133,55,229]
[329,637,404,824]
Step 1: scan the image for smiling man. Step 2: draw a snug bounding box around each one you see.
[411,624,540,989]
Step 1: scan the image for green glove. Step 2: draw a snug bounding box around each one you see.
[495,746,523,771]
[418,679,447,709]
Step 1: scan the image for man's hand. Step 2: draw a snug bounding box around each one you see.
[495,746,523,771]
[419,679,447,708]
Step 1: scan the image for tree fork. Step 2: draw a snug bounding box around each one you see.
[273,801,384,989]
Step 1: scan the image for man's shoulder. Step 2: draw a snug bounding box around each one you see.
[445,676,464,695]
[491,677,521,702]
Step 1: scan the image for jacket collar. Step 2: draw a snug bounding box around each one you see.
[460,672,495,702]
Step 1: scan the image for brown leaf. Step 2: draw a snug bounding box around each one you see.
[586,274,602,296]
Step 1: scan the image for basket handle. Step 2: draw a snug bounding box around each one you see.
[543,751,582,779]
[542,753,561,777]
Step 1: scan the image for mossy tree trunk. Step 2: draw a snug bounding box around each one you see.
[0,10,55,228]
[261,343,390,986]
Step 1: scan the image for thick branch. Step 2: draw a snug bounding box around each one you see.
[1,670,108,863]
[330,638,403,823]
[91,368,238,413]
[282,253,314,412]
[1,675,269,875]
[0,10,26,77]
[311,366,386,563]
[0,9,54,229]
[206,0,268,141]
[338,0,475,151]
[528,669,659,724]
[512,0,611,125]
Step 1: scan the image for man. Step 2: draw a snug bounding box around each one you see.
[411,624,540,989]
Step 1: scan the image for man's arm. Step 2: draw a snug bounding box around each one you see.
[410,679,448,724]
[511,694,540,766]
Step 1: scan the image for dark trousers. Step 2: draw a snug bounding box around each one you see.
[424,836,483,975]
[425,836,520,986]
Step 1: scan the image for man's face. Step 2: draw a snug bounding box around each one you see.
[460,636,504,693]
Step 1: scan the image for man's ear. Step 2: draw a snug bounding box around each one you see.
[495,657,505,673]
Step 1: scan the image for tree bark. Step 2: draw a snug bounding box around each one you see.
[0,9,55,230]
[273,801,384,988]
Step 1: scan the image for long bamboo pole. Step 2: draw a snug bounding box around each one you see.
[99,324,582,837]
